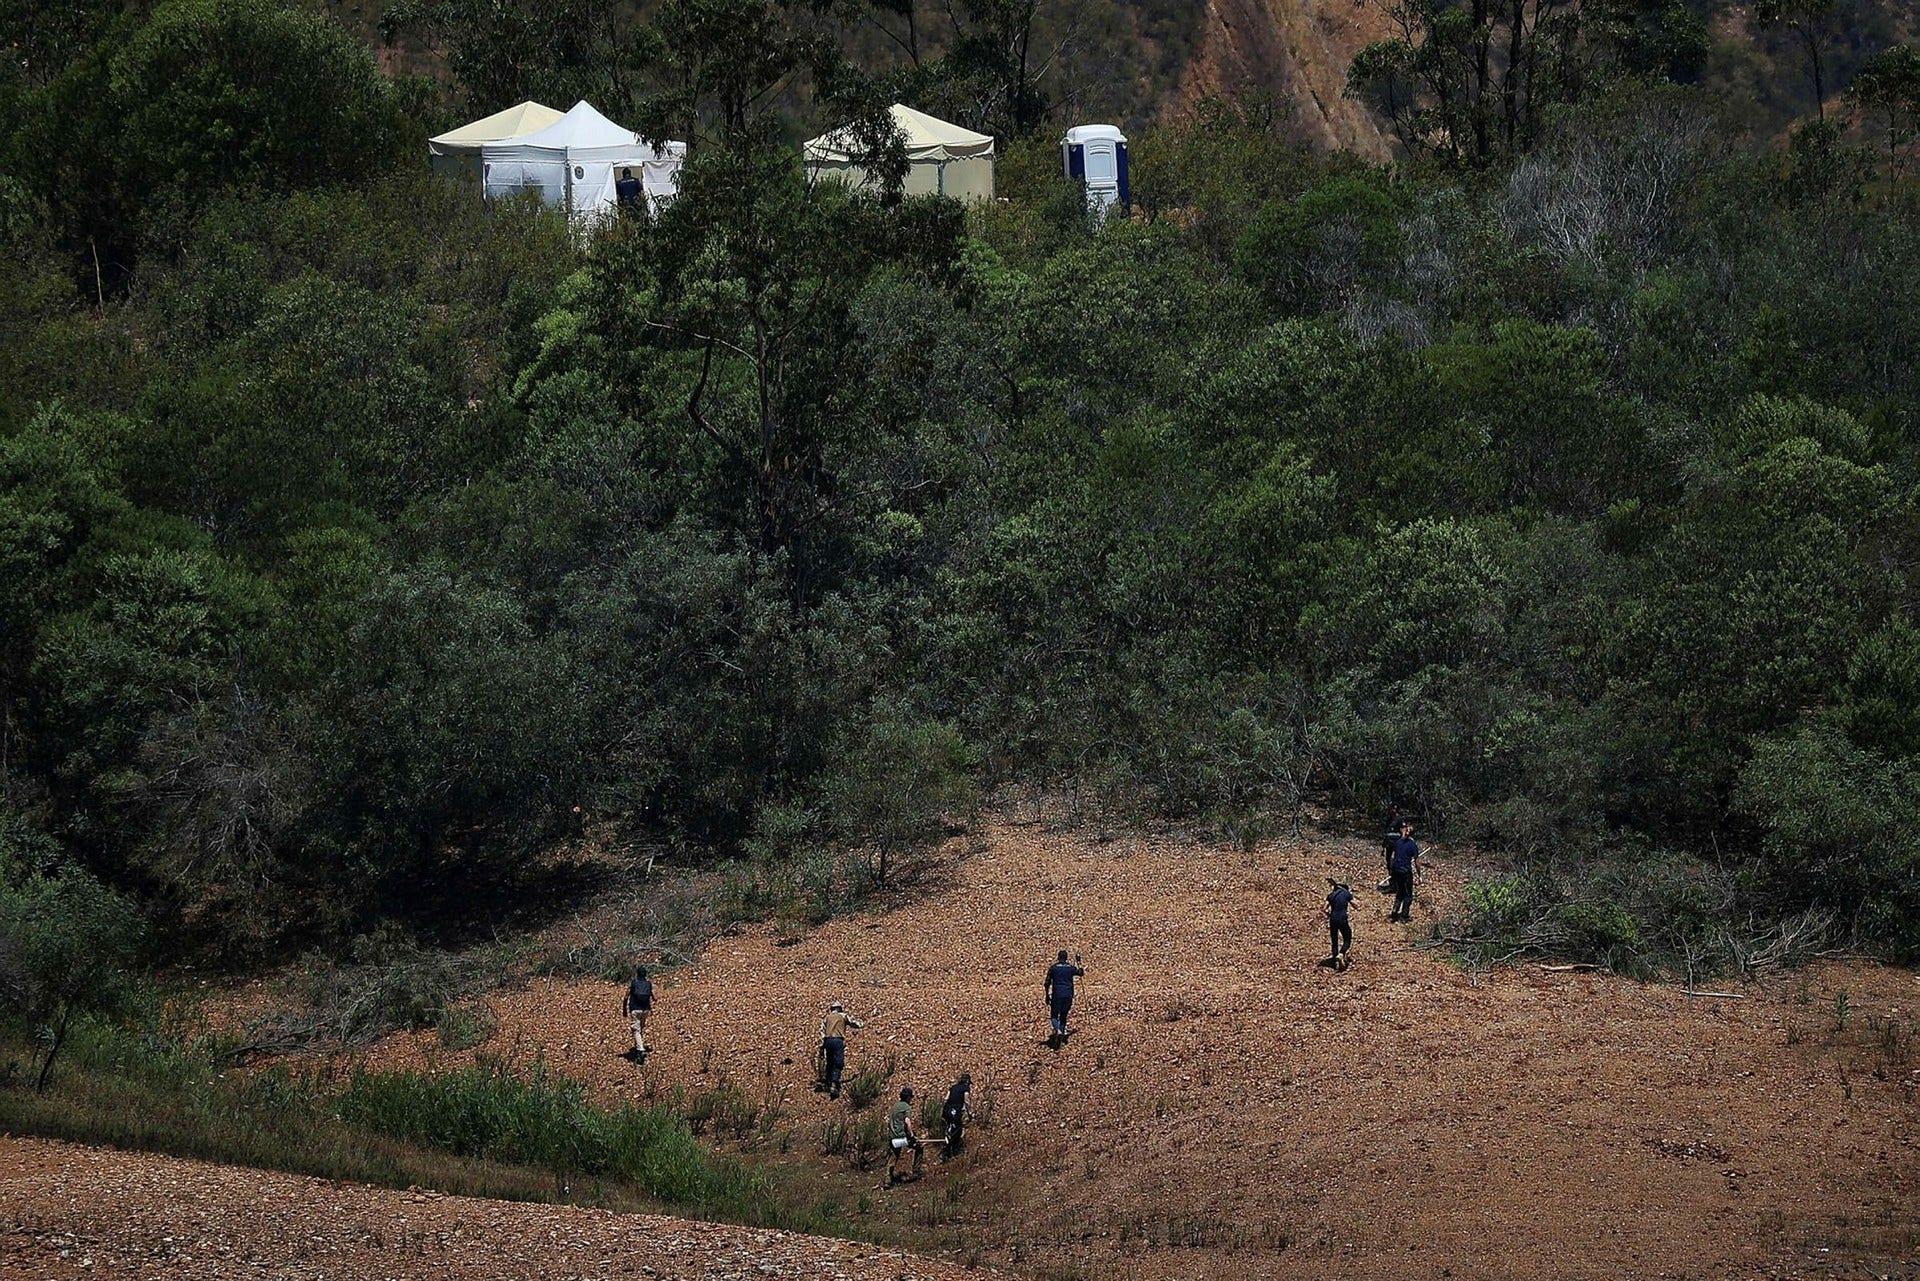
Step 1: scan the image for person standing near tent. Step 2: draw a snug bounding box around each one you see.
[1388,823,1421,922]
[622,964,653,1062]
[1045,950,1084,1048]
[1324,880,1355,968]
[887,1087,924,1185]
[817,1001,863,1099]
[940,1072,973,1159]
[615,166,642,209]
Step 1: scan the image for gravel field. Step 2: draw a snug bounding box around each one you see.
[0,1134,999,1280]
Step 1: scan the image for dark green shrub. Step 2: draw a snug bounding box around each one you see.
[0,867,146,1090]
[842,1065,888,1110]
[1552,901,1643,960]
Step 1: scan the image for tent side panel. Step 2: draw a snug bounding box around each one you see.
[430,151,482,184]
[807,155,992,203]
[640,157,681,205]
[806,160,873,192]
[484,154,568,206]
[941,156,995,203]
[902,161,942,198]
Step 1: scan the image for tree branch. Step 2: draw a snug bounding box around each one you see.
[685,340,749,468]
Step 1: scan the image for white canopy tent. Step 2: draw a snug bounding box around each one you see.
[804,104,996,203]
[478,101,685,220]
[428,101,565,185]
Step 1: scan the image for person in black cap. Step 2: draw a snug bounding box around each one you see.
[1378,803,1402,894]
[614,166,643,210]
[1388,822,1421,922]
[622,964,653,1061]
[1324,879,1355,969]
[817,1000,863,1099]
[1045,950,1084,1048]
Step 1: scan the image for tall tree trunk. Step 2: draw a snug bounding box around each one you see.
[1503,0,1527,152]
[1472,0,1493,162]
[1013,2,1037,135]
[35,1005,72,1093]
[1801,24,1826,119]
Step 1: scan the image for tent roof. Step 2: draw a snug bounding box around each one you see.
[429,101,564,152]
[511,100,637,151]
[804,104,995,164]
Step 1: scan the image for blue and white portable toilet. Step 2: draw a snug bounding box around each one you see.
[1062,124,1128,220]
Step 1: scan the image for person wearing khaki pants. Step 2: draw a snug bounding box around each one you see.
[623,965,653,1062]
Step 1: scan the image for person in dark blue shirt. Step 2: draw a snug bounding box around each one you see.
[1388,823,1421,922]
[622,964,653,1062]
[614,167,643,210]
[1379,803,1402,893]
[1044,950,1084,1048]
[1324,881,1355,968]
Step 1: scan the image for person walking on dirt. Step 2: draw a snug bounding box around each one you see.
[887,1087,924,1184]
[818,1001,863,1099]
[1045,950,1085,1048]
[623,965,653,1062]
[1380,803,1403,894]
[940,1073,973,1159]
[1388,823,1421,922]
[1325,880,1355,968]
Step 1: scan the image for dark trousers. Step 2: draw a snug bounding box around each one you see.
[1390,868,1414,919]
[1329,918,1351,958]
[1049,994,1073,1036]
[822,1036,846,1090]
[943,1113,965,1156]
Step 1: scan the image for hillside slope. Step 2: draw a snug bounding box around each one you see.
[1174,0,1393,154]
[366,824,1920,1280]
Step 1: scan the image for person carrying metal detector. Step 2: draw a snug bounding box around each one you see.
[1377,803,1403,895]
[1322,879,1355,970]
[1045,950,1085,1049]
[816,1001,863,1099]
[887,1087,927,1185]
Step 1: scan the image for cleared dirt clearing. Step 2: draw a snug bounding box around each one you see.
[360,824,1920,1279]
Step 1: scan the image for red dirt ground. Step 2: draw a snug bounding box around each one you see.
[355,823,1920,1280]
[0,1134,1002,1280]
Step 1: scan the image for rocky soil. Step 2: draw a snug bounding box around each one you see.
[0,1134,1000,1281]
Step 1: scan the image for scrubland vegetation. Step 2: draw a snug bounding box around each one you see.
[1,0,1919,1109]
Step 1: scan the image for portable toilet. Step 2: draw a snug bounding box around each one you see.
[1062,125,1128,220]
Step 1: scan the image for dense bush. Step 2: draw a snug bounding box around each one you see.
[0,866,145,1088]
[1,3,1918,972]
